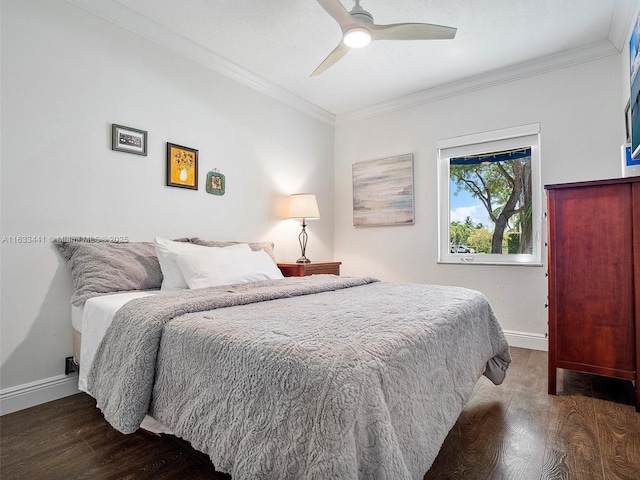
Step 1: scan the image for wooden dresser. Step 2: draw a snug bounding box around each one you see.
[545,177,640,411]
[277,262,341,277]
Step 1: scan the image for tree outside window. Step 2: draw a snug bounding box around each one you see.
[450,148,532,255]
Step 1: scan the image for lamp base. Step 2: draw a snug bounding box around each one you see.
[296,256,311,263]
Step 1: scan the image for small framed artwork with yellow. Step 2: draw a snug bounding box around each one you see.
[166,143,198,190]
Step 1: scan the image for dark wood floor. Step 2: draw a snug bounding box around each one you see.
[1,347,638,479]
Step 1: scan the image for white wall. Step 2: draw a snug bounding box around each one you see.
[334,54,625,349]
[0,0,334,403]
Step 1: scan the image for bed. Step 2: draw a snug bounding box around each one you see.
[56,237,511,480]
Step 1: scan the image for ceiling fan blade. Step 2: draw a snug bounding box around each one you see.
[371,23,456,41]
[316,0,360,30]
[311,41,350,76]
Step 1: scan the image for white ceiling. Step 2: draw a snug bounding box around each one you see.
[68,0,638,122]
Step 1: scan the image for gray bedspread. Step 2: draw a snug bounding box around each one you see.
[88,276,510,480]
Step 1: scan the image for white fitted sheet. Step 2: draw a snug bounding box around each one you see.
[78,291,159,393]
[78,290,173,434]
[71,305,84,333]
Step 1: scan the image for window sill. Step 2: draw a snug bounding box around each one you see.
[437,259,543,267]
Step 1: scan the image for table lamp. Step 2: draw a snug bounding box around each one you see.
[286,193,320,263]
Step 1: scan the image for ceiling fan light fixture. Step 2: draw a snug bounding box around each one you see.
[343,27,371,48]
[312,0,456,75]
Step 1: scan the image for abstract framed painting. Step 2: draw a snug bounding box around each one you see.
[352,153,414,227]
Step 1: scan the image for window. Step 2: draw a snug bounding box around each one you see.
[437,123,542,265]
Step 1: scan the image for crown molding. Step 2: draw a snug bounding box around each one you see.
[335,39,620,125]
[65,0,336,126]
[65,0,633,128]
[336,0,638,125]
[609,0,640,52]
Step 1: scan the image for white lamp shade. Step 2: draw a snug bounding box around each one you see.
[286,194,320,219]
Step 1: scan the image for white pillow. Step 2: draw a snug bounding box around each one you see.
[154,237,251,291]
[176,247,284,289]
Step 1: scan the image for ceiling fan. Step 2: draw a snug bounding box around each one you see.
[312,0,457,76]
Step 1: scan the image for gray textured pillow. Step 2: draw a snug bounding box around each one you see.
[189,238,276,262]
[55,241,163,306]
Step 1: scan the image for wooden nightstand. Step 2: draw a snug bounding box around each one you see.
[277,262,341,277]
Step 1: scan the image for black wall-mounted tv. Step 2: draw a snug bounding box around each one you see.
[630,13,640,159]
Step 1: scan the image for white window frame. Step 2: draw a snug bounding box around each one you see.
[437,123,542,266]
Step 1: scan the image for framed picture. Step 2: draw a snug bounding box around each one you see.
[621,143,640,177]
[206,170,225,195]
[352,153,414,227]
[111,124,147,156]
[166,143,198,190]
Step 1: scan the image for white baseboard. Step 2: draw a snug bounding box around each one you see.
[0,373,80,416]
[503,329,548,351]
